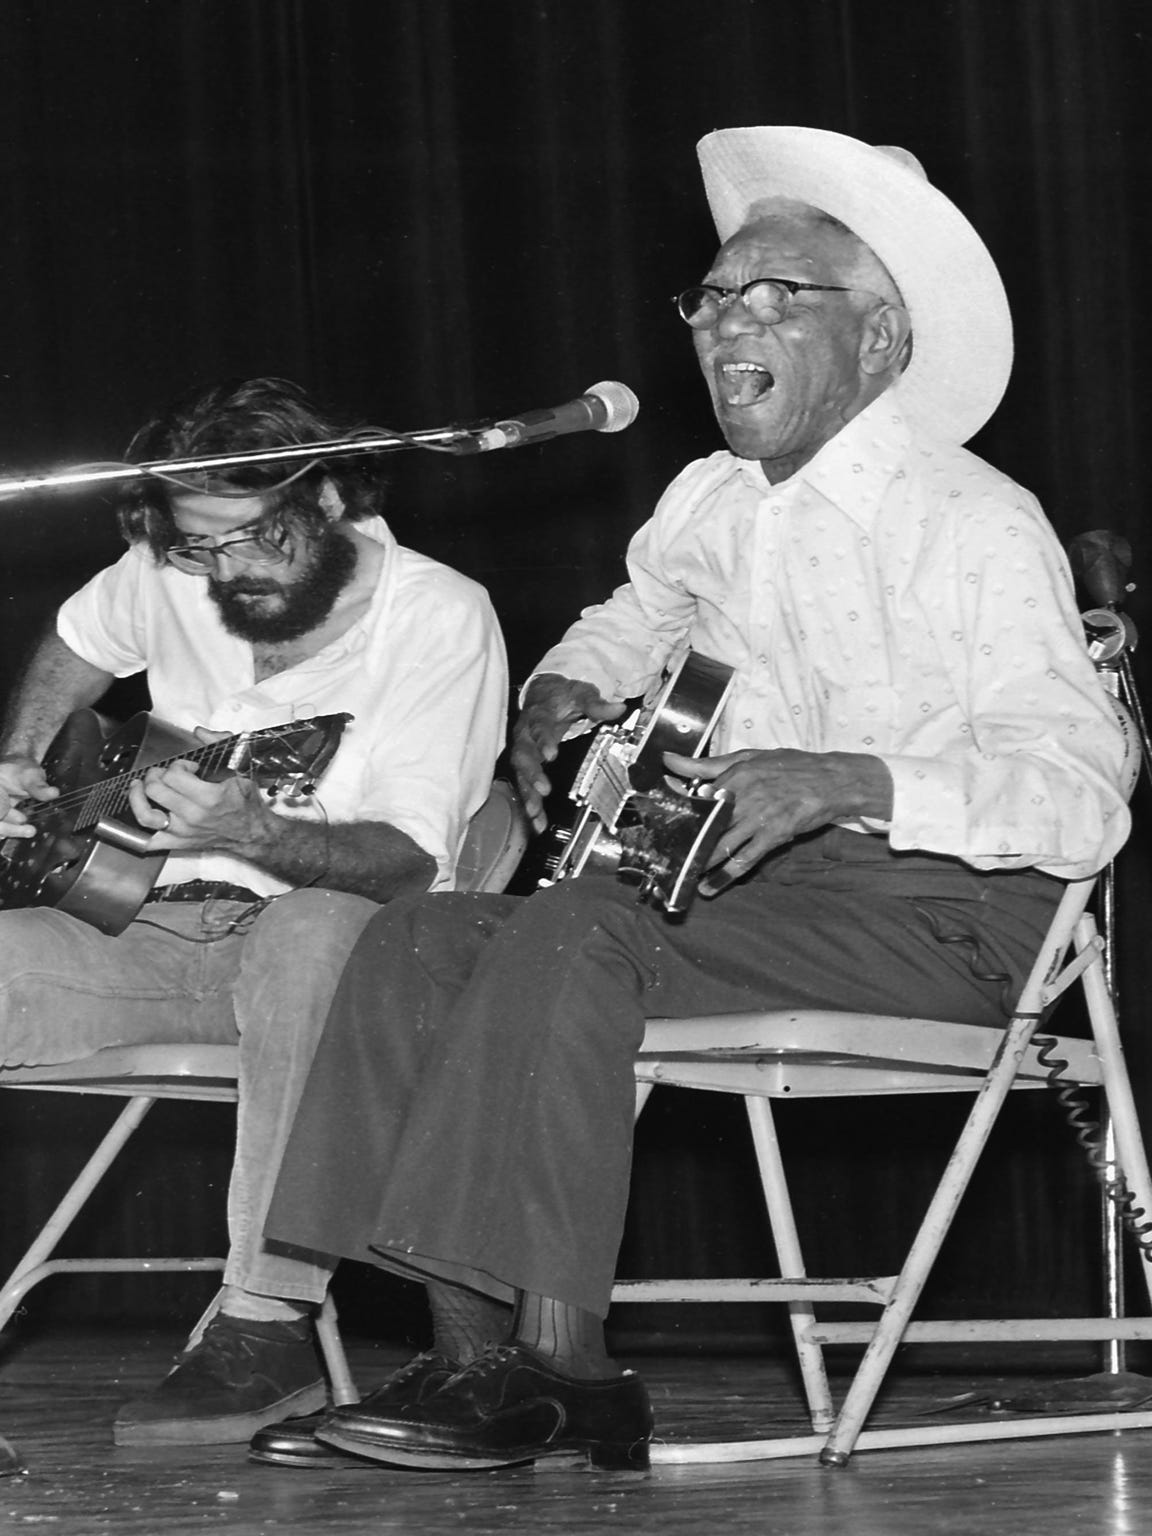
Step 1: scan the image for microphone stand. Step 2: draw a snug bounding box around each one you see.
[1070,533,1150,1388]
[0,424,484,500]
[0,382,639,500]
[970,532,1152,1418]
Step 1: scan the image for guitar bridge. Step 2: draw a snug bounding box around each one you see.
[570,717,642,833]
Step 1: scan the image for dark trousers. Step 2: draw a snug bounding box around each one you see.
[265,829,1061,1317]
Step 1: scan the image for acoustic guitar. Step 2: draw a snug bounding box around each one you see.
[540,650,735,914]
[0,708,351,935]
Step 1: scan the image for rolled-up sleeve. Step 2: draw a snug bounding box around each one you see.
[56,547,152,676]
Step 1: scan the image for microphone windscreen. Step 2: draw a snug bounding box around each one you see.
[585,381,640,433]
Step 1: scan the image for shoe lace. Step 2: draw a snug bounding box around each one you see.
[393,1350,453,1384]
[178,1317,306,1389]
[444,1344,521,1388]
[177,1323,258,1388]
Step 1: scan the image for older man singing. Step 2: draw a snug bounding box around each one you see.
[258,126,1130,1472]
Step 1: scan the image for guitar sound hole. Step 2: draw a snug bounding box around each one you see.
[48,834,86,869]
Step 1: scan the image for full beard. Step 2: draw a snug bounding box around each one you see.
[208,526,359,643]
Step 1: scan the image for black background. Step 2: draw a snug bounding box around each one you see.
[2,0,1151,1357]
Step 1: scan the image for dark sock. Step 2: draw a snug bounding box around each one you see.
[427,1282,513,1364]
[512,1292,619,1379]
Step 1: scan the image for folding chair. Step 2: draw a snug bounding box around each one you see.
[0,779,529,1401]
[617,705,1152,1466]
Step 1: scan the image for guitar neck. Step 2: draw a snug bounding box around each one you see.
[74,736,243,829]
[20,730,254,834]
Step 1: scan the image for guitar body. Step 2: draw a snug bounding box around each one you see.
[541,651,736,914]
[0,708,350,936]
[5,711,180,934]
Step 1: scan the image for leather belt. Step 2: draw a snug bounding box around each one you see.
[144,881,262,905]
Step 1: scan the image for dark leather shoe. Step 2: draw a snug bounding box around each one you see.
[248,1352,460,1468]
[316,1344,653,1471]
[247,1411,353,1468]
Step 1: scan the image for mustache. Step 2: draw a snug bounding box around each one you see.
[209,577,281,598]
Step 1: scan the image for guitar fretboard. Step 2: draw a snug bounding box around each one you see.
[23,730,285,831]
[69,739,246,830]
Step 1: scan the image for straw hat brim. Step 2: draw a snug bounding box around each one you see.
[696,127,1013,445]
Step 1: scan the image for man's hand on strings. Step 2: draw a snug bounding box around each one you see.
[0,756,58,839]
[511,675,626,834]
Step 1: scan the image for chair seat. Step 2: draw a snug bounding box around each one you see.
[636,1011,1101,1097]
[0,1044,240,1099]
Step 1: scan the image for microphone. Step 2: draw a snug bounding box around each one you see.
[1068,530,1133,608]
[467,381,639,452]
[1081,607,1133,665]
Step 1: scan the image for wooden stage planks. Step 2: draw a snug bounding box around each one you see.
[2,1330,1152,1534]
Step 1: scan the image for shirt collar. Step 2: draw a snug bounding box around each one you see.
[735,386,913,530]
[290,515,397,664]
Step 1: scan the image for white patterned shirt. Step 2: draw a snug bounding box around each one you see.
[534,390,1130,878]
[58,517,508,896]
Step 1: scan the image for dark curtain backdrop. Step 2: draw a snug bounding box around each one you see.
[2,0,1152,1355]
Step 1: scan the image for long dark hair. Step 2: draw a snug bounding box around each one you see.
[117,376,386,560]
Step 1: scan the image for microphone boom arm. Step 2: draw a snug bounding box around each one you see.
[0,380,639,500]
[0,425,483,499]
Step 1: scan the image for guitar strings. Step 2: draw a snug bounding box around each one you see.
[16,725,311,828]
[17,742,230,824]
[73,740,236,828]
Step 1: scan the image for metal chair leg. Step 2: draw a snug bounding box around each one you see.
[821,1010,1044,1465]
[743,1096,835,1432]
[316,1293,358,1404]
[0,1095,157,1335]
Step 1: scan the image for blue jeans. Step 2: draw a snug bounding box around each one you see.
[0,888,378,1303]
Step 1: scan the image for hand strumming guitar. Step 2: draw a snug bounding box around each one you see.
[664,747,895,897]
[511,675,627,834]
[0,756,59,839]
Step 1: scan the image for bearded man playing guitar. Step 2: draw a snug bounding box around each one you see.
[0,375,508,1446]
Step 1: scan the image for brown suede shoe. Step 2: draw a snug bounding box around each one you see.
[114,1314,326,1446]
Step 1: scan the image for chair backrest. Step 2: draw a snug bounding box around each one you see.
[453,779,530,895]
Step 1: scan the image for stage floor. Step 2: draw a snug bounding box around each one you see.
[2,1330,1152,1534]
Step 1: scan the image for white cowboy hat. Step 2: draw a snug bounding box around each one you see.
[696,126,1013,445]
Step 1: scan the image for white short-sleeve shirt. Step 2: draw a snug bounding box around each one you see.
[57,517,508,895]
